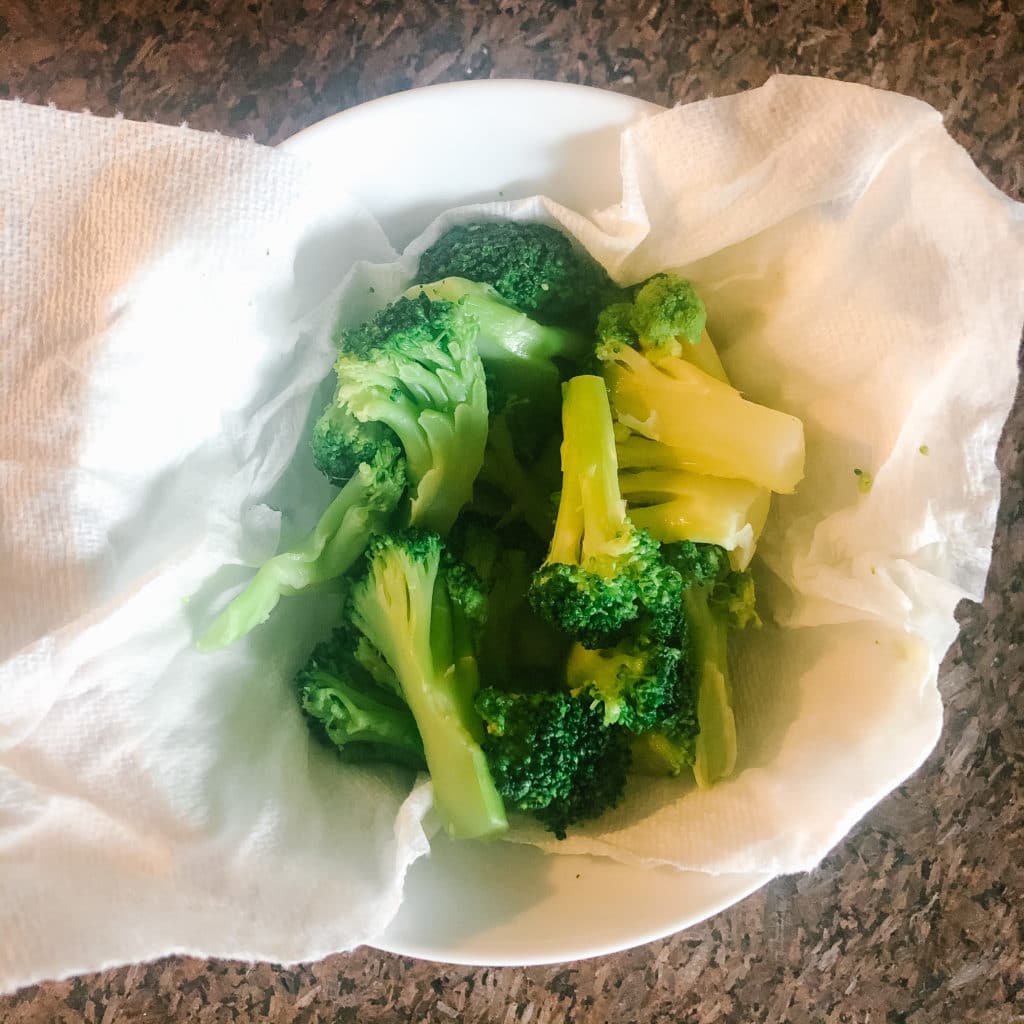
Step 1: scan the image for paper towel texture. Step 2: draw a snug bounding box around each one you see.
[1,77,1021,989]
[0,101,432,993]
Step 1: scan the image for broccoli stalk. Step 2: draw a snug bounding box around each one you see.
[600,341,805,494]
[350,531,507,840]
[528,375,683,648]
[615,438,772,570]
[199,449,404,650]
[663,541,760,788]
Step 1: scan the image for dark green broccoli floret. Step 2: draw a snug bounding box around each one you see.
[314,292,489,534]
[310,405,402,488]
[296,623,426,771]
[528,374,683,648]
[475,687,631,839]
[199,447,405,650]
[566,634,683,733]
[348,529,507,839]
[661,540,731,588]
[415,221,621,328]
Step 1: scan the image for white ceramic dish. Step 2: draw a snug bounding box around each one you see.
[281,80,772,966]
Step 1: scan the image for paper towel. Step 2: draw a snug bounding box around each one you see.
[0,100,433,994]
[1,76,1022,989]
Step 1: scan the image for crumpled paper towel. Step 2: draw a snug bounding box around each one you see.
[0,100,433,994]
[1,76,1021,990]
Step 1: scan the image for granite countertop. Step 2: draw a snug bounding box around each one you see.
[1,2,1021,1021]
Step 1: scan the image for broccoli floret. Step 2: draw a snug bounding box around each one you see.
[566,634,682,732]
[662,540,759,788]
[415,221,621,328]
[475,687,631,839]
[315,292,489,534]
[407,277,589,407]
[296,624,426,771]
[348,529,507,839]
[631,275,709,356]
[528,374,683,648]
[199,448,405,650]
[310,405,402,487]
[596,274,726,381]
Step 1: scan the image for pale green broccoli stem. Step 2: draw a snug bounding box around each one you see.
[198,467,387,651]
[562,375,632,567]
[682,585,738,788]
[351,549,507,840]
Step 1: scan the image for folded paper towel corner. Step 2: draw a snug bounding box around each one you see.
[1,75,1021,991]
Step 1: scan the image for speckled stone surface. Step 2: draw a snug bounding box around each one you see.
[1,2,1022,1021]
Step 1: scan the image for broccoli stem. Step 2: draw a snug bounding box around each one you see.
[351,548,507,840]
[198,467,391,651]
[604,345,805,493]
[640,327,729,383]
[557,375,631,567]
[620,467,771,563]
[681,585,738,788]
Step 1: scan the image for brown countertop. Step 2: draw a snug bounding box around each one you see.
[1,2,1022,1021]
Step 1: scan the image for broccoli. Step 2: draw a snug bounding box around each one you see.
[470,387,560,540]
[599,338,804,494]
[596,281,786,567]
[296,623,426,771]
[406,277,589,414]
[474,687,632,839]
[566,634,683,732]
[450,516,569,688]
[598,276,726,380]
[415,221,621,328]
[662,540,760,788]
[615,431,772,569]
[313,292,489,535]
[198,448,405,650]
[348,529,507,839]
[528,374,683,648]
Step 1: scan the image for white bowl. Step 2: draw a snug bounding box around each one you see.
[281,80,772,966]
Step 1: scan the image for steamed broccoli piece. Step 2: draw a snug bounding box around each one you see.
[406,278,589,411]
[296,624,426,771]
[566,634,682,732]
[598,332,804,494]
[415,221,620,328]
[598,275,726,381]
[310,405,402,487]
[662,540,759,788]
[313,292,489,534]
[450,517,568,687]
[198,448,405,650]
[471,387,559,540]
[615,428,772,567]
[474,687,631,839]
[528,374,683,648]
[349,529,507,839]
